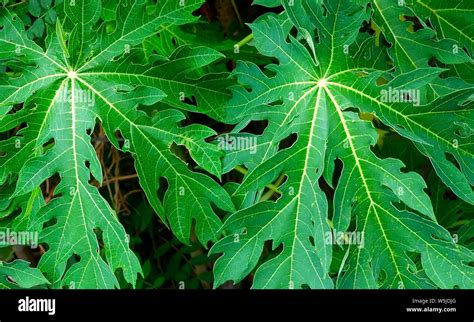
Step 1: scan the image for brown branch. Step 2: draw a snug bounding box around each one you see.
[102,174,138,186]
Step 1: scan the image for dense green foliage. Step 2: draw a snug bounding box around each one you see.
[0,0,472,289]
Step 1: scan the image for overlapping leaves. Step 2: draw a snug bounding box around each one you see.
[0,0,472,290]
[0,260,48,289]
[211,0,474,289]
[0,0,234,288]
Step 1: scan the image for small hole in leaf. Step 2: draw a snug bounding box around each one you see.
[278,133,297,151]
[331,159,343,188]
[445,152,461,171]
[93,227,103,252]
[157,177,169,202]
[43,217,58,229]
[428,57,440,67]
[6,275,17,284]
[241,120,268,135]
[442,190,457,201]
[260,174,286,201]
[42,138,54,149]
[114,130,126,149]
[376,269,387,287]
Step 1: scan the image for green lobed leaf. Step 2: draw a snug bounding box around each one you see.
[211,0,474,289]
[0,0,234,288]
[0,260,49,289]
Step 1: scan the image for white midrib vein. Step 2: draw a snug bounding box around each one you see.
[36,78,69,139]
[286,87,327,288]
[0,40,67,73]
[2,12,67,72]
[259,86,327,288]
[416,0,472,45]
[373,203,471,282]
[76,77,180,172]
[75,76,213,188]
[323,0,342,78]
[326,81,473,158]
[289,87,325,287]
[0,74,66,107]
[323,84,405,285]
[373,0,418,70]
[76,76,221,243]
[373,0,441,95]
[259,85,319,163]
[55,77,107,287]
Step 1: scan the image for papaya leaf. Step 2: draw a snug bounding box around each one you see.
[211,0,474,289]
[0,0,234,289]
